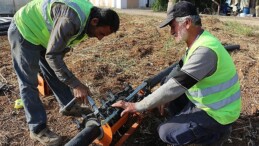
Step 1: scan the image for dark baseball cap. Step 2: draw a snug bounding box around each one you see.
[159,1,198,28]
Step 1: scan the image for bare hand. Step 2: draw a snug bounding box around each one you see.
[111,100,137,117]
[158,103,169,116]
[73,84,92,104]
[158,104,165,116]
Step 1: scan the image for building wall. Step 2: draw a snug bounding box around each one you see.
[90,0,114,7]
[0,0,29,14]
[139,0,155,8]
[89,0,154,9]
[127,0,139,8]
[0,0,156,14]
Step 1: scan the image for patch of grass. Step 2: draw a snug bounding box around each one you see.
[223,21,256,37]
[158,37,185,61]
[163,37,175,51]
[94,54,136,69]
[154,37,175,60]
[113,57,137,69]
[151,0,167,12]
[162,37,185,52]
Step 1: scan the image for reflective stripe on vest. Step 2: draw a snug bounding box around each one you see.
[188,73,239,97]
[41,0,52,32]
[42,0,87,35]
[14,0,92,47]
[183,30,241,125]
[188,90,240,110]
[186,73,240,110]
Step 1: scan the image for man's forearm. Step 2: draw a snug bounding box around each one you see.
[135,78,186,111]
[45,3,82,88]
[45,54,81,88]
[135,47,218,111]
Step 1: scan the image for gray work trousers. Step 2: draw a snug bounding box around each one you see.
[8,20,74,133]
[158,95,232,145]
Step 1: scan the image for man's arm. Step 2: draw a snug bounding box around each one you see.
[45,3,81,88]
[135,47,218,111]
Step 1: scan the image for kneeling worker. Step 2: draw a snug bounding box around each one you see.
[112,1,241,145]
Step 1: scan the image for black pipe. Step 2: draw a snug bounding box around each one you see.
[224,45,240,51]
[146,63,178,88]
[65,124,101,146]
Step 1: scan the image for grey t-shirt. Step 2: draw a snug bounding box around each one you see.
[45,3,84,88]
[135,47,217,111]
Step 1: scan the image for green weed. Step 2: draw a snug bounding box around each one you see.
[152,0,167,12]
[223,21,258,37]
[163,37,175,51]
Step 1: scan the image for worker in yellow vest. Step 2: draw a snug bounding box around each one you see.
[112,1,241,146]
[8,0,119,145]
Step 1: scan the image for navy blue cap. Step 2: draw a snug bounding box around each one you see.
[159,1,198,28]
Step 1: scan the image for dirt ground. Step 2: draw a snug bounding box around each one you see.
[1,13,259,146]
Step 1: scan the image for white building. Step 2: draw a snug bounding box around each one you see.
[89,0,154,9]
[0,0,154,15]
[0,0,30,15]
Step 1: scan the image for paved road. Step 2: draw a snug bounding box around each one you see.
[115,8,259,27]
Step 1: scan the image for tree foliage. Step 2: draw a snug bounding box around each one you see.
[152,0,168,12]
[151,0,229,14]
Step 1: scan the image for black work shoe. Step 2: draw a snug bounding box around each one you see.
[60,103,92,117]
[30,128,61,146]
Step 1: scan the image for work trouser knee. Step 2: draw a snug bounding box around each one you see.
[158,101,231,145]
[158,120,210,145]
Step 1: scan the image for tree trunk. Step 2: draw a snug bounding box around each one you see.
[212,0,220,15]
[256,0,259,17]
[167,0,177,12]
[256,6,259,17]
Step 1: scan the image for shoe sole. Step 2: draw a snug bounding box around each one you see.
[30,133,62,146]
